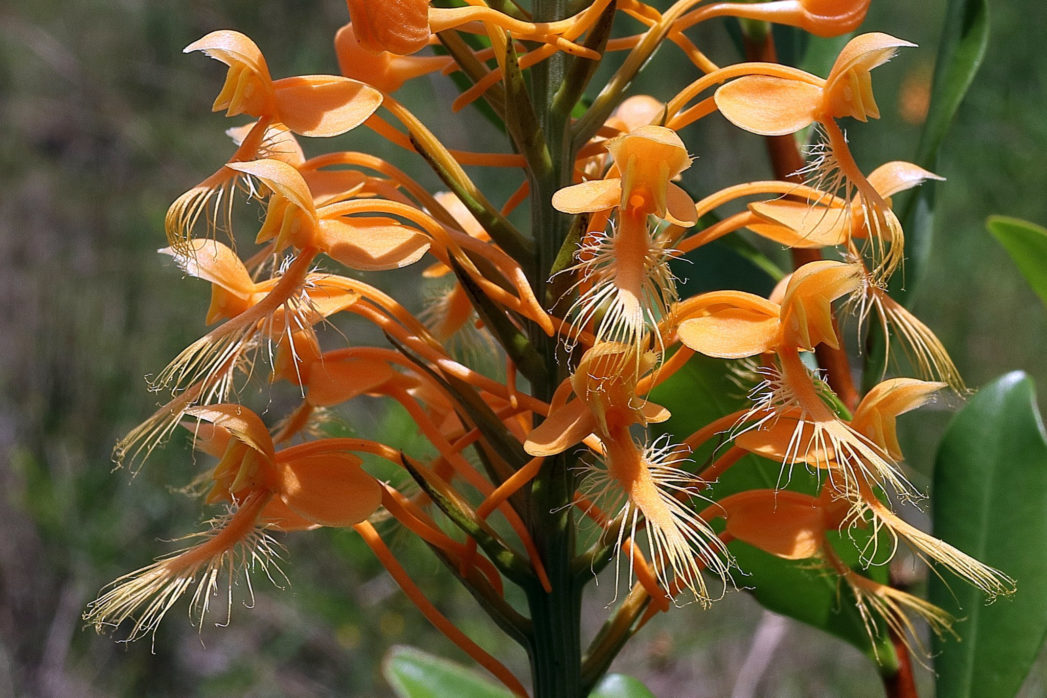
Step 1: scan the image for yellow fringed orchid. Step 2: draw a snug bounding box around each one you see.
[555,126,695,361]
[345,0,609,58]
[186,404,383,527]
[226,158,432,270]
[85,405,383,643]
[676,0,871,39]
[554,125,695,225]
[527,343,727,603]
[714,33,916,282]
[335,22,455,94]
[706,487,958,658]
[186,30,383,137]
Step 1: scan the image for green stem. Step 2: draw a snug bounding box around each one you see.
[530,0,575,400]
[524,4,585,697]
[525,452,584,698]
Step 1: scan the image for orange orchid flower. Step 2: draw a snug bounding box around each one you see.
[345,0,608,58]
[186,30,383,137]
[714,33,914,134]
[164,119,275,252]
[85,404,382,642]
[226,158,432,270]
[526,343,726,602]
[152,241,367,405]
[674,259,861,359]
[554,125,695,225]
[160,239,270,325]
[525,343,668,457]
[677,0,870,39]
[714,33,915,280]
[707,487,955,656]
[555,126,696,360]
[673,262,929,503]
[747,160,942,278]
[186,404,382,527]
[335,22,455,93]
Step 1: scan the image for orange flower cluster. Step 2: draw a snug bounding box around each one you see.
[87,2,1012,694]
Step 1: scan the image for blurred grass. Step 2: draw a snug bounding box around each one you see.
[2,1,1045,696]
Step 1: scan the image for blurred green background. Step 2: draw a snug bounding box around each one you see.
[2,1,1045,696]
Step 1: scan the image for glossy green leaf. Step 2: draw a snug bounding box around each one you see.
[916,0,990,166]
[931,372,1047,698]
[588,673,656,698]
[651,355,895,665]
[896,0,990,304]
[650,353,746,438]
[987,216,1047,310]
[383,645,514,698]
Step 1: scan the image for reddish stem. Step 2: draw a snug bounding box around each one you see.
[743,32,860,412]
[883,628,919,698]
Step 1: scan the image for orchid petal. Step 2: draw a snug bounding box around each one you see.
[306,357,397,407]
[160,239,254,299]
[640,401,671,424]
[226,159,316,216]
[748,200,851,247]
[259,497,321,531]
[852,378,945,459]
[866,161,944,199]
[303,169,370,206]
[780,261,860,350]
[720,490,826,560]
[551,179,622,214]
[524,401,597,457]
[318,217,430,270]
[185,404,275,460]
[734,413,837,467]
[277,453,382,526]
[676,291,781,358]
[185,31,273,117]
[184,30,270,78]
[665,183,698,227]
[824,33,915,121]
[715,76,822,136]
[226,122,306,166]
[273,75,382,137]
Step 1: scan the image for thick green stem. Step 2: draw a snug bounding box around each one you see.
[525,452,584,698]
[524,4,585,697]
[531,2,571,285]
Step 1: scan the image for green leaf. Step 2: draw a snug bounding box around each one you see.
[987,216,1047,310]
[931,372,1047,698]
[650,353,746,437]
[915,0,990,168]
[383,645,514,698]
[588,673,656,698]
[729,541,895,665]
[896,0,990,304]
